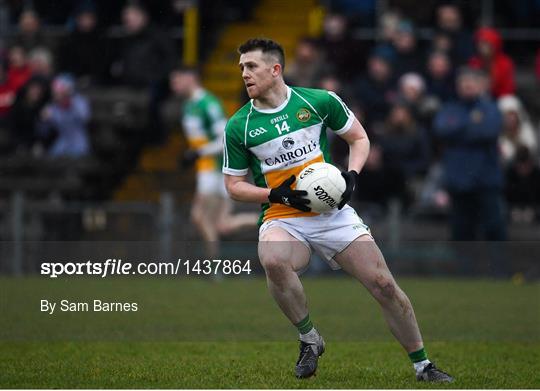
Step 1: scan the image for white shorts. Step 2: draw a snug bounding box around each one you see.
[197,171,227,196]
[259,205,372,270]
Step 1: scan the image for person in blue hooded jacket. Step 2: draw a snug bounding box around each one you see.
[434,67,506,241]
[37,73,90,158]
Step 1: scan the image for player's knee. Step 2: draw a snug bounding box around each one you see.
[191,208,203,225]
[372,274,398,302]
[216,221,230,235]
[260,253,290,276]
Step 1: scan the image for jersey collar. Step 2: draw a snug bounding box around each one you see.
[251,86,291,114]
[190,88,206,102]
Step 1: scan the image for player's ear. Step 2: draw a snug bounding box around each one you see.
[272,63,282,78]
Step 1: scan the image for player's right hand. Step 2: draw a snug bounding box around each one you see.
[268,175,311,212]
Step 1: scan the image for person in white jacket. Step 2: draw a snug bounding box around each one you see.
[498,95,538,166]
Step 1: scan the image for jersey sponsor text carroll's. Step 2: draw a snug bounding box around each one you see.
[223,86,354,224]
[264,140,318,167]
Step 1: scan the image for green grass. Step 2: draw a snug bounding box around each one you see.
[0,276,539,388]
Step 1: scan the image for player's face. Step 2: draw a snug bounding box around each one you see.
[170,72,193,97]
[239,50,277,99]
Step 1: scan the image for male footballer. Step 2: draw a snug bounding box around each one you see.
[222,38,453,382]
[170,67,258,257]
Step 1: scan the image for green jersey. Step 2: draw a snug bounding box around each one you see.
[182,88,227,172]
[223,86,354,223]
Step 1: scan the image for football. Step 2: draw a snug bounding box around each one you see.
[296,162,346,213]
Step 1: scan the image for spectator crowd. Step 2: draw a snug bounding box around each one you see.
[0,0,180,159]
[284,3,540,235]
[0,0,539,234]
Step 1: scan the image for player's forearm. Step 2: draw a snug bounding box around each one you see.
[227,180,271,203]
[198,136,223,156]
[347,136,370,174]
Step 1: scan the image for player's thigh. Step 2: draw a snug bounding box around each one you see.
[258,227,310,273]
[216,197,233,222]
[333,235,398,294]
[191,193,219,220]
[190,193,204,220]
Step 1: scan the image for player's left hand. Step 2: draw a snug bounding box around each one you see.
[181,149,200,168]
[338,170,359,210]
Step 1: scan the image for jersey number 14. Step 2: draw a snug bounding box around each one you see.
[275,121,290,135]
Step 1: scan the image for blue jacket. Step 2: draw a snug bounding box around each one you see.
[433,96,503,192]
[38,94,90,158]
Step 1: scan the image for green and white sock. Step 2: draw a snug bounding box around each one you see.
[409,347,431,373]
[295,314,319,343]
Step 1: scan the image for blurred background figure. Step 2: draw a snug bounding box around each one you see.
[378,9,401,48]
[111,1,176,87]
[110,1,177,143]
[505,146,540,224]
[37,74,90,158]
[434,2,474,66]
[434,68,506,241]
[318,73,345,95]
[285,37,332,88]
[170,67,257,257]
[354,143,407,211]
[11,8,52,52]
[398,72,438,128]
[375,101,430,183]
[497,95,538,166]
[469,27,515,98]
[424,50,455,104]
[58,2,107,85]
[536,48,540,81]
[6,44,31,91]
[28,47,54,81]
[391,20,422,78]
[354,46,396,128]
[320,72,357,171]
[9,75,50,153]
[318,13,368,81]
[0,61,16,128]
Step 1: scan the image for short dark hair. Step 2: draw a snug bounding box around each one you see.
[171,65,200,78]
[238,38,285,70]
[124,0,148,14]
[457,66,486,79]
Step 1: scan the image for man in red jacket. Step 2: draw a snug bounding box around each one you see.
[469,27,515,98]
[0,63,17,120]
[7,45,32,91]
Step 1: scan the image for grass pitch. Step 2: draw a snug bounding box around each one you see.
[0,276,539,388]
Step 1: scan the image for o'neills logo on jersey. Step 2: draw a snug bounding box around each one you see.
[264,140,318,167]
[296,108,311,122]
